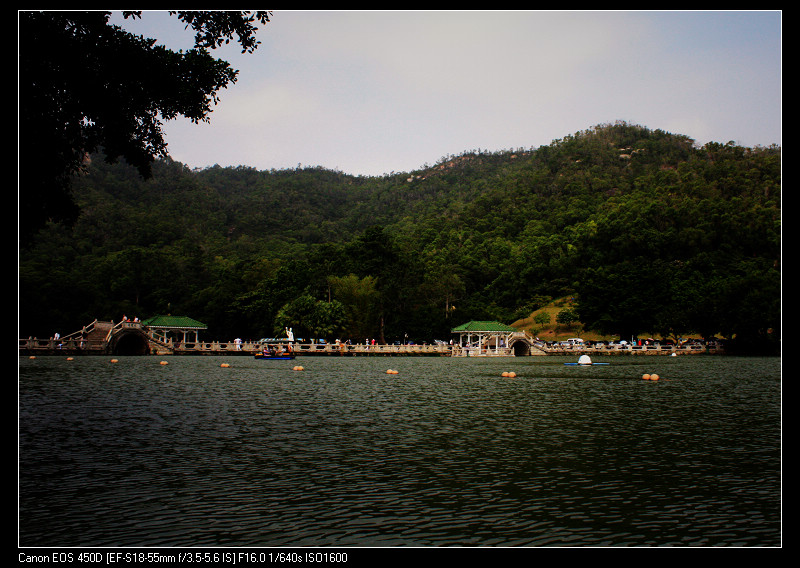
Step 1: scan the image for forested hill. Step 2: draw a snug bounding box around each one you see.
[19,122,781,353]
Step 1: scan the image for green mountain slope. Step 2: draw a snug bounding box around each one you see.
[20,122,780,352]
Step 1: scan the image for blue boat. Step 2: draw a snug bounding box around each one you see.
[254,353,295,360]
[564,355,609,366]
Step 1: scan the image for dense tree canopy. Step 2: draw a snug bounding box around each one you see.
[18,10,271,241]
[19,122,781,353]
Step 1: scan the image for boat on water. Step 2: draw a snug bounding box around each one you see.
[254,353,296,360]
[255,334,295,360]
[564,354,609,366]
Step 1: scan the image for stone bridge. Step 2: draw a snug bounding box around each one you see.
[20,320,174,356]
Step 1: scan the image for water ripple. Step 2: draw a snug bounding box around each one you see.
[19,355,780,547]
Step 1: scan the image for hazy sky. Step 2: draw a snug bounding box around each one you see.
[113,10,781,177]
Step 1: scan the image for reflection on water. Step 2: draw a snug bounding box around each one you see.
[19,355,781,547]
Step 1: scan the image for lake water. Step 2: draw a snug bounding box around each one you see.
[19,354,781,548]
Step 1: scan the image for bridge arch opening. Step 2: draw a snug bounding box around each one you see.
[112,331,151,355]
[511,340,531,357]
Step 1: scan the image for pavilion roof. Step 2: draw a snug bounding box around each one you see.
[140,315,207,329]
[451,320,517,333]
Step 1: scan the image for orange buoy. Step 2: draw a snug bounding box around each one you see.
[66,357,74,361]
[110,359,119,363]
[502,371,509,377]
[386,369,399,374]
[220,363,230,368]
[642,373,651,380]
[159,360,168,365]
[293,365,304,371]
[650,373,660,381]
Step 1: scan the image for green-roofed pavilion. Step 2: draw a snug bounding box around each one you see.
[451,321,517,356]
[141,315,207,344]
[451,321,517,332]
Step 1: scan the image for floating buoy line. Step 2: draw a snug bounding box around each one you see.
[38,356,667,383]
